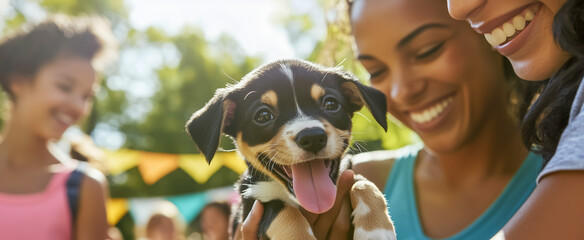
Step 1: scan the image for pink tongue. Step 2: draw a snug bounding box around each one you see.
[291,160,336,214]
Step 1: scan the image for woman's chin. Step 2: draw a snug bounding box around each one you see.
[510,48,572,81]
[512,59,559,81]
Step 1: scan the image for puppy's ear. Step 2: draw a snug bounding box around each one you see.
[186,91,237,163]
[341,78,388,132]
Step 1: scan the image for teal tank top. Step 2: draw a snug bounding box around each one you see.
[383,149,543,240]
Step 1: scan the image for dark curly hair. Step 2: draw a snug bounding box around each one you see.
[521,0,584,162]
[0,15,116,99]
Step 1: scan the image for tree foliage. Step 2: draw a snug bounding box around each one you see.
[0,0,417,153]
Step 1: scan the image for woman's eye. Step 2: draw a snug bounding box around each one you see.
[415,42,445,60]
[369,69,385,79]
[253,109,274,124]
[58,84,72,92]
[322,97,341,112]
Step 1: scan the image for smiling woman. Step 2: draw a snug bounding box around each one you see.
[447,0,584,239]
[0,15,116,240]
[346,0,545,239]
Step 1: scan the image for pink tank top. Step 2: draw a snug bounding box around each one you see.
[0,169,74,240]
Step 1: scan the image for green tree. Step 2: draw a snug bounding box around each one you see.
[118,27,260,153]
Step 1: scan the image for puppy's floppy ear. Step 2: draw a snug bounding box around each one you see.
[185,90,237,164]
[340,76,388,132]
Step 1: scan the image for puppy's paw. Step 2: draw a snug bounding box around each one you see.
[266,205,317,240]
[350,180,396,240]
[355,227,397,240]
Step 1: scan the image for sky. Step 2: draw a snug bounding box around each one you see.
[126,0,326,62]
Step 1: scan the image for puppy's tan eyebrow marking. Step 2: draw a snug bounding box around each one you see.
[261,90,278,107]
[310,84,325,102]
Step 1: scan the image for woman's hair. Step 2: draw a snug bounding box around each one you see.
[0,15,116,98]
[202,201,231,218]
[521,0,584,162]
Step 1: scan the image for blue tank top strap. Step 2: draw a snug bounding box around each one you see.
[66,162,88,229]
[383,149,543,240]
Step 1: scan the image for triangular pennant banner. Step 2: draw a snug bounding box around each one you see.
[106,198,129,225]
[105,149,140,175]
[215,152,247,174]
[178,154,220,184]
[137,152,179,185]
[166,191,208,223]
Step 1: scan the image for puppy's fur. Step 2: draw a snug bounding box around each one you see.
[186,59,396,239]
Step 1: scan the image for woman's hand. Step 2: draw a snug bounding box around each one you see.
[300,170,355,240]
[234,200,264,240]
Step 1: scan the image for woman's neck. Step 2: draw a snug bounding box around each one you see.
[419,109,527,188]
[0,124,54,168]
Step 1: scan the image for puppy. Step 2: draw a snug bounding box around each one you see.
[186,59,396,239]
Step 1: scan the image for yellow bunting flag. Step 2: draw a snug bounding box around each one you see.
[137,152,179,185]
[178,152,246,184]
[107,198,128,225]
[105,149,140,175]
[178,154,219,184]
[214,152,247,174]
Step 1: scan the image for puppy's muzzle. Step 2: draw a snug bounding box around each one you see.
[294,127,327,154]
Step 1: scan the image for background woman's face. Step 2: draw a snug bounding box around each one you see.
[201,207,229,240]
[11,55,95,140]
[351,0,509,153]
[447,0,570,80]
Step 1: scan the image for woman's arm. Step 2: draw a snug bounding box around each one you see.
[496,171,584,240]
[76,168,109,240]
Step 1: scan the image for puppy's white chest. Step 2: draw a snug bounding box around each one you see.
[241,180,299,207]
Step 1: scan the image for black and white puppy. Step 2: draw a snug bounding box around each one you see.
[186,59,396,239]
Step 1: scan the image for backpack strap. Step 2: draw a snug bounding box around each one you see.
[66,162,88,227]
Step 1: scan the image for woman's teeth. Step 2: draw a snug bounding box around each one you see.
[56,112,74,125]
[410,97,453,124]
[484,9,535,47]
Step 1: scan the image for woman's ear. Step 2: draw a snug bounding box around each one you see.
[8,75,32,98]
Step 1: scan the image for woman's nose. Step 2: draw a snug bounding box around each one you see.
[388,71,426,105]
[71,95,88,116]
[447,0,485,20]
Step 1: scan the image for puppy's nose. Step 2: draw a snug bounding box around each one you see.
[295,127,327,154]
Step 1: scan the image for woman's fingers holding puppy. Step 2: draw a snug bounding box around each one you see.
[235,200,263,240]
[327,196,354,240]
[301,170,355,240]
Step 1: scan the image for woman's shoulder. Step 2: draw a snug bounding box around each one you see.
[538,80,584,181]
[76,162,108,193]
[351,144,422,190]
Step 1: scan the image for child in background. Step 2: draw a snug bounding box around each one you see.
[141,201,186,240]
[200,202,231,240]
[0,15,116,240]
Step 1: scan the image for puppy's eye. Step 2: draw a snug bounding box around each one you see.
[254,109,274,124]
[322,97,341,112]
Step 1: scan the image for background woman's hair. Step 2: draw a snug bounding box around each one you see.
[202,201,231,218]
[521,0,584,162]
[0,15,116,98]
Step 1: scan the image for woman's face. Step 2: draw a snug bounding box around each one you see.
[447,0,570,80]
[351,0,509,153]
[12,54,95,141]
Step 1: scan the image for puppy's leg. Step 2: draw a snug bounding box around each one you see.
[264,204,316,240]
[350,176,396,240]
